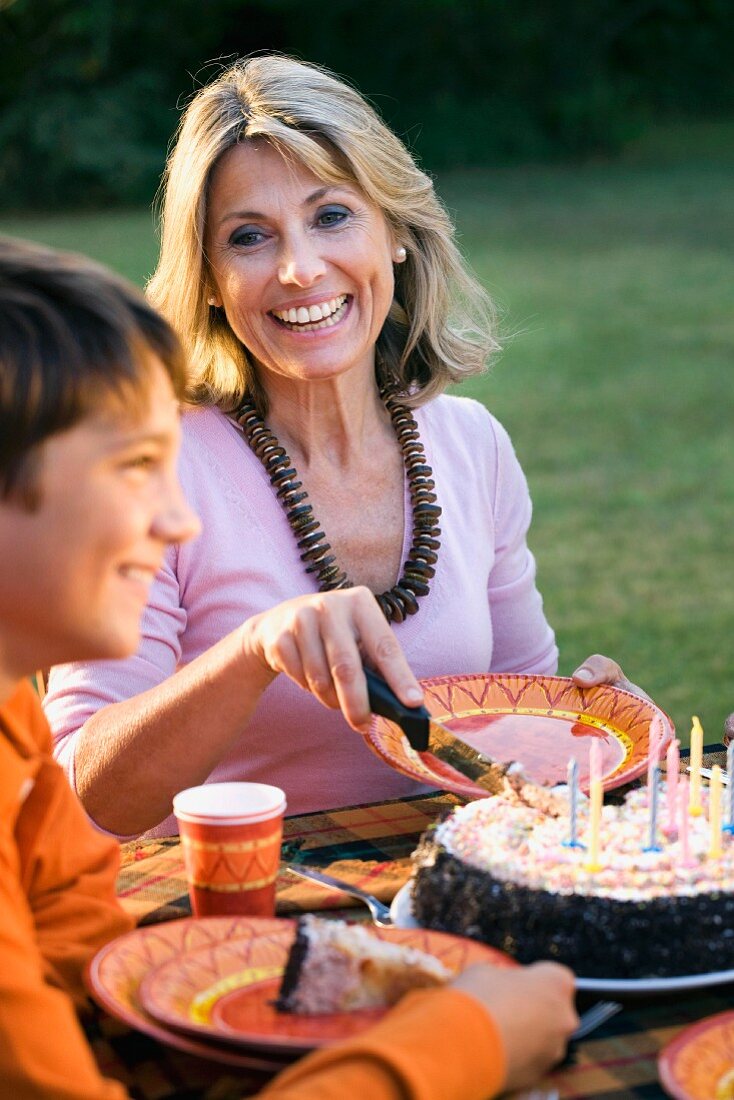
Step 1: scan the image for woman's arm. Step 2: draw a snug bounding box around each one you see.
[68,587,422,837]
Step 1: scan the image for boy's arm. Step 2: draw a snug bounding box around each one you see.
[18,760,133,1005]
[4,682,133,1005]
[0,838,128,1100]
[258,987,507,1100]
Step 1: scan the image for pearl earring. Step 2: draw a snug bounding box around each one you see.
[394,246,407,263]
[207,297,218,307]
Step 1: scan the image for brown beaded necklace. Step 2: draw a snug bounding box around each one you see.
[234,382,441,624]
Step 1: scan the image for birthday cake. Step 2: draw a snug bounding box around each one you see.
[411,774,734,979]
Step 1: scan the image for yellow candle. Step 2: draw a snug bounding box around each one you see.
[584,778,603,872]
[709,764,723,859]
[689,715,704,816]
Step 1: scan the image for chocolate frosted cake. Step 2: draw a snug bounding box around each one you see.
[412,780,734,979]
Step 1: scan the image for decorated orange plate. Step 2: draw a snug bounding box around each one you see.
[659,1011,734,1099]
[85,917,290,1071]
[137,916,515,1055]
[365,673,673,799]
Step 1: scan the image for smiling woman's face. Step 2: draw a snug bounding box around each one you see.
[205,141,398,394]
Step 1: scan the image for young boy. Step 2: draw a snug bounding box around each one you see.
[0,236,576,1099]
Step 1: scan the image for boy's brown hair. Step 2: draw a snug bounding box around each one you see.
[0,236,187,508]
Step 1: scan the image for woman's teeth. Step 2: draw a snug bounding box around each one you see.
[271,295,348,330]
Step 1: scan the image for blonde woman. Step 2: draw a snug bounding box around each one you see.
[45,55,630,838]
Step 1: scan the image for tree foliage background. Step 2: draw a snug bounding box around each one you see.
[1,0,732,210]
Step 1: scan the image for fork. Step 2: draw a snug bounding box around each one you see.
[570,999,623,1040]
[544,1000,624,1078]
[284,863,393,926]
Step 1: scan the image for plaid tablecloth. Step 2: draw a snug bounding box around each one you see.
[104,751,733,1099]
[116,791,460,925]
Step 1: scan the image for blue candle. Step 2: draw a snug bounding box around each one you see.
[563,757,584,849]
[644,764,662,852]
[725,742,734,835]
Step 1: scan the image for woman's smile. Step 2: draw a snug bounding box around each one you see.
[269,293,350,332]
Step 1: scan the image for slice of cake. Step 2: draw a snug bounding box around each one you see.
[275,914,451,1014]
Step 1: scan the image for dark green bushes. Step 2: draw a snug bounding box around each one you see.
[1,0,732,209]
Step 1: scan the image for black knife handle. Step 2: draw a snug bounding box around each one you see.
[364,667,430,752]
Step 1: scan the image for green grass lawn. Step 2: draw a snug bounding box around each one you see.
[3,123,732,744]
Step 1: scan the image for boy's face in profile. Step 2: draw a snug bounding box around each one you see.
[0,359,198,682]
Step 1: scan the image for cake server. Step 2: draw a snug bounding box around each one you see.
[690,765,730,786]
[364,667,510,794]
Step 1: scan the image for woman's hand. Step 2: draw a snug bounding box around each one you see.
[572,653,652,702]
[240,586,423,732]
[723,713,734,747]
[452,961,578,1092]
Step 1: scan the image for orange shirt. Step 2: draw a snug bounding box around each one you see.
[0,680,506,1100]
[259,986,506,1100]
[0,679,132,1098]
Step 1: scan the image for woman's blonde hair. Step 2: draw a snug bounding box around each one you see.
[148,54,498,413]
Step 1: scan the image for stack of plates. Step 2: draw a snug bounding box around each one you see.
[86,915,509,1066]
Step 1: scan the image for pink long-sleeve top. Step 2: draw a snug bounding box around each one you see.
[44,395,557,837]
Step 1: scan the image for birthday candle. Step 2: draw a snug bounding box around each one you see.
[677,777,696,867]
[727,741,734,834]
[649,718,663,766]
[564,757,582,848]
[647,720,662,804]
[584,778,603,872]
[689,715,704,817]
[709,765,723,859]
[644,765,662,851]
[665,739,680,835]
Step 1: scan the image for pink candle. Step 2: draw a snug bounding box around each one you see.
[589,739,602,788]
[665,738,680,836]
[677,776,696,868]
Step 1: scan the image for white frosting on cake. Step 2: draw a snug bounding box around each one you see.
[435,784,733,901]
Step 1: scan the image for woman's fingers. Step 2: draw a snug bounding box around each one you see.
[315,587,422,729]
[246,588,422,730]
[348,586,423,701]
[572,653,623,684]
[724,713,734,747]
[572,653,653,702]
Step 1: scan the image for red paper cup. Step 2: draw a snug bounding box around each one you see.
[173,782,287,918]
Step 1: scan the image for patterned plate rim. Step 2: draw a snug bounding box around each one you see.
[136,918,516,1053]
[658,1010,734,1100]
[365,673,673,798]
[85,917,292,1071]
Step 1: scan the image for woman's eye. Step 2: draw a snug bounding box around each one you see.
[317,206,349,228]
[230,227,266,248]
